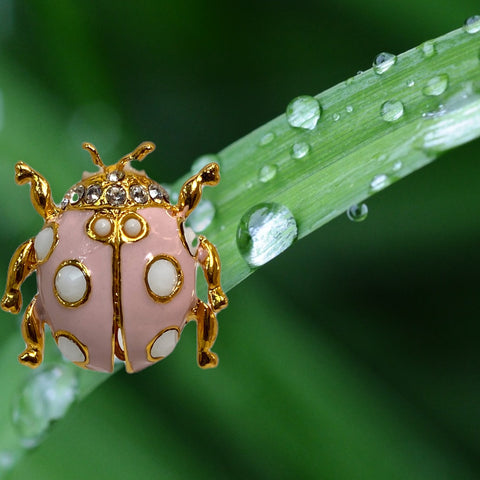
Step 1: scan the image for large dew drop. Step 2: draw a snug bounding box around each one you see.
[236,203,298,268]
[290,142,310,159]
[12,365,79,448]
[347,203,368,222]
[423,74,449,97]
[380,100,404,122]
[286,95,321,130]
[372,52,397,75]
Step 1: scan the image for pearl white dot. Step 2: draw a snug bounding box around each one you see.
[34,226,55,261]
[147,258,179,297]
[123,218,142,237]
[55,264,88,304]
[57,336,86,363]
[150,329,178,358]
[93,217,112,237]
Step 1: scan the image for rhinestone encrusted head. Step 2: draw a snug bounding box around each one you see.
[106,185,127,206]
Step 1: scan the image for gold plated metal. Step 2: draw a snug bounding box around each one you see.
[18,295,45,368]
[1,238,37,314]
[197,235,228,312]
[191,300,219,368]
[145,254,184,303]
[175,162,220,219]
[117,141,156,170]
[15,162,59,221]
[53,259,92,308]
[82,142,106,168]
[55,330,90,368]
[146,326,181,362]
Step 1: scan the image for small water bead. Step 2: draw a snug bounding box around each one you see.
[332,113,340,122]
[380,100,404,122]
[421,41,436,58]
[406,79,415,88]
[369,173,390,192]
[259,132,275,146]
[347,203,368,222]
[191,154,219,173]
[258,164,278,183]
[423,74,449,97]
[392,160,403,172]
[187,199,215,232]
[463,15,480,34]
[346,105,353,113]
[12,365,79,448]
[373,52,397,75]
[286,95,321,130]
[290,142,310,160]
[236,202,298,268]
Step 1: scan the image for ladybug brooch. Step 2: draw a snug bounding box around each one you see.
[1,142,228,373]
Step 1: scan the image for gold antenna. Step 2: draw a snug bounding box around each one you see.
[117,141,156,170]
[82,142,106,169]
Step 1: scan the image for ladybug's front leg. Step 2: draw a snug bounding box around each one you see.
[18,295,45,368]
[192,300,219,369]
[1,238,37,314]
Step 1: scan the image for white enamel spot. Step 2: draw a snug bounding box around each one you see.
[93,217,112,237]
[147,258,179,297]
[184,226,197,255]
[34,226,55,261]
[55,264,88,304]
[150,329,178,359]
[124,218,142,237]
[57,336,86,363]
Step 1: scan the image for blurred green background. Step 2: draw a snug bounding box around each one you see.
[1,1,480,479]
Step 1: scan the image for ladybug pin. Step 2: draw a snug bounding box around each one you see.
[1,142,228,373]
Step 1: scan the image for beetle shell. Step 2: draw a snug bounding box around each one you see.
[35,207,196,373]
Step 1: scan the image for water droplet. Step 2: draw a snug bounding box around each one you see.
[373,52,397,75]
[347,203,368,222]
[421,41,436,58]
[380,100,404,122]
[258,164,278,183]
[245,180,253,189]
[236,203,298,268]
[12,365,78,448]
[346,105,354,113]
[357,70,364,75]
[393,160,403,171]
[463,15,480,34]
[369,174,390,192]
[332,113,340,122]
[259,132,275,146]
[290,142,310,159]
[286,95,321,130]
[406,79,415,88]
[191,154,219,173]
[187,199,215,232]
[423,74,449,96]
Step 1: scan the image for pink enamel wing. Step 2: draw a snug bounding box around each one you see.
[1,142,228,373]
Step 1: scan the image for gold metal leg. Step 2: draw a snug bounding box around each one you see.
[196,236,228,312]
[18,295,45,368]
[15,162,59,221]
[192,300,219,369]
[1,238,37,314]
[176,162,220,218]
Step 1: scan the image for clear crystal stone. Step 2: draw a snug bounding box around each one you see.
[149,183,168,202]
[107,170,125,182]
[69,185,85,205]
[85,184,102,204]
[61,196,69,209]
[130,184,148,204]
[106,185,127,206]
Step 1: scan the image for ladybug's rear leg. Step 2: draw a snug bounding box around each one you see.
[18,295,45,368]
[196,235,228,312]
[15,162,59,221]
[191,299,219,368]
[1,238,37,314]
